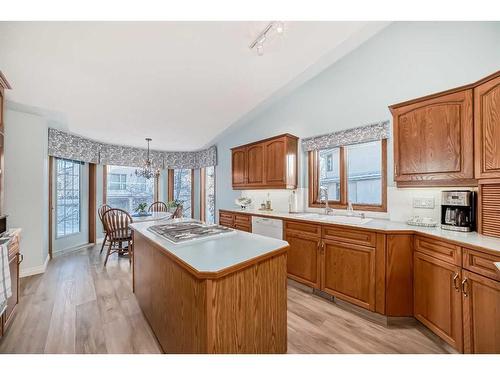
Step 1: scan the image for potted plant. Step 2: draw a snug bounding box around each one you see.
[134,202,149,216]
[166,199,182,211]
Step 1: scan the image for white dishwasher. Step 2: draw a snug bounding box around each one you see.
[251,216,283,240]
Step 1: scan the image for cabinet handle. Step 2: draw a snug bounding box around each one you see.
[461,277,469,297]
[452,272,460,291]
[18,253,24,265]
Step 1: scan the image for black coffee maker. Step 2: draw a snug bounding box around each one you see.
[441,191,476,232]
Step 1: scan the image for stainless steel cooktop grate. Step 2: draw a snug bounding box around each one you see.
[147,221,234,243]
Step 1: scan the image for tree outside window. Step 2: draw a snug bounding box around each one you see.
[106,166,154,212]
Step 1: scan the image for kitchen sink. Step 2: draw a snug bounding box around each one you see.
[292,213,372,225]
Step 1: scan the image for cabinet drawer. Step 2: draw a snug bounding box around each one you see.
[234,214,251,225]
[322,226,376,247]
[219,211,234,221]
[415,236,461,265]
[285,221,321,237]
[463,248,500,281]
[219,219,234,228]
[234,223,251,233]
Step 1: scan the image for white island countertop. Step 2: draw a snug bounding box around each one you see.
[221,208,500,255]
[130,219,289,274]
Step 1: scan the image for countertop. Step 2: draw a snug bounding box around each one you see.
[130,211,171,223]
[221,208,500,254]
[130,219,289,274]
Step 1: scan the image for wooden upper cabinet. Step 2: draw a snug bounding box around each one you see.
[264,138,286,186]
[0,71,11,214]
[390,89,474,186]
[231,146,247,187]
[474,74,500,179]
[246,143,265,186]
[231,134,298,190]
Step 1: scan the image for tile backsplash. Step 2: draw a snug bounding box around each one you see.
[236,186,477,223]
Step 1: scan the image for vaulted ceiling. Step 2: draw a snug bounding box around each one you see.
[0,21,387,150]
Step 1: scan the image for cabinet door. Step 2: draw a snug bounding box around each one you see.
[285,230,321,288]
[474,75,500,178]
[231,147,247,187]
[392,89,473,185]
[264,138,286,186]
[322,240,375,311]
[219,211,234,228]
[414,251,463,351]
[462,270,500,353]
[3,254,19,330]
[246,144,265,186]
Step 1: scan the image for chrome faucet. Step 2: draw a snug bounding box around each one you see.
[347,201,354,216]
[319,186,333,215]
[346,201,365,219]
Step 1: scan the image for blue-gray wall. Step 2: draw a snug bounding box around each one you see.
[214,21,500,212]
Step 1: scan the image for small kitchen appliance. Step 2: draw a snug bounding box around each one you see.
[441,191,476,232]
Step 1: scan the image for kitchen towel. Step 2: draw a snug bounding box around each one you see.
[0,242,12,316]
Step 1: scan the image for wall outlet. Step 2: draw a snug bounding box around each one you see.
[413,197,435,209]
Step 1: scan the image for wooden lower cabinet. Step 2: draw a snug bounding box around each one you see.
[414,251,463,351]
[462,270,500,353]
[218,213,500,353]
[1,231,21,338]
[218,211,251,232]
[285,230,321,288]
[322,240,376,311]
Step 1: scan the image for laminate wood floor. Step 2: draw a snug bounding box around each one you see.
[0,245,453,354]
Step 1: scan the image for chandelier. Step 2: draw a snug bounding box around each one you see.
[135,138,160,179]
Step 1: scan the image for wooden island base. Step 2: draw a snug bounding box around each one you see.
[133,232,288,354]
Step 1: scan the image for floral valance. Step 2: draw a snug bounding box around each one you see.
[301,120,390,152]
[48,128,217,169]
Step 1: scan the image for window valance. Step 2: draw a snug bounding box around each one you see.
[48,128,217,169]
[301,120,390,152]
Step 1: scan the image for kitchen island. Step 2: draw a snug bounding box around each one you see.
[129,220,289,354]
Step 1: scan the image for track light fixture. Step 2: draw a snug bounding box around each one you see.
[249,21,285,56]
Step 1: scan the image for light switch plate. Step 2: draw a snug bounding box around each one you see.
[413,197,435,209]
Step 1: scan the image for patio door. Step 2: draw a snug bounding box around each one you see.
[51,157,89,254]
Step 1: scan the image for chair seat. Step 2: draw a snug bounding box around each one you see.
[110,235,132,241]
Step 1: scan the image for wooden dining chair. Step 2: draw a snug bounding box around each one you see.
[101,208,133,266]
[98,204,112,254]
[148,201,168,213]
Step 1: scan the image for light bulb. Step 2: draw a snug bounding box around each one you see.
[275,22,284,34]
[256,43,264,56]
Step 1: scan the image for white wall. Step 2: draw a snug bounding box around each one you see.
[4,108,49,276]
[215,22,500,222]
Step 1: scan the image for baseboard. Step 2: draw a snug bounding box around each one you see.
[53,242,94,258]
[20,254,50,278]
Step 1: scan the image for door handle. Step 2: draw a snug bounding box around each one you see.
[461,277,469,297]
[452,272,460,291]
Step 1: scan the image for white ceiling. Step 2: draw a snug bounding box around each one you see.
[0,22,386,151]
